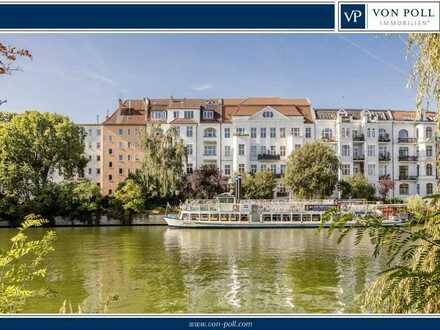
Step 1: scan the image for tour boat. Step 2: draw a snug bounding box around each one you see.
[164,194,408,228]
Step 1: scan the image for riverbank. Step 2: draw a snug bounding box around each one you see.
[0,214,168,227]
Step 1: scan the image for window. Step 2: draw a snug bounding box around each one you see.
[295,144,301,150]
[184,111,194,119]
[280,128,286,138]
[203,111,214,120]
[280,164,286,174]
[367,128,375,138]
[204,145,216,156]
[270,164,276,175]
[417,164,420,176]
[88,128,92,136]
[399,166,408,178]
[321,128,333,140]
[251,128,257,138]
[96,168,100,175]
[305,127,312,139]
[175,127,180,137]
[224,128,230,138]
[119,168,123,175]
[270,128,276,138]
[260,128,266,138]
[224,145,231,157]
[186,126,193,138]
[238,144,245,156]
[398,129,409,139]
[400,184,409,195]
[261,146,266,154]
[118,142,124,148]
[261,164,267,171]
[426,164,433,176]
[118,155,123,161]
[250,145,257,159]
[342,145,350,157]
[109,161,113,168]
[186,144,193,156]
[108,148,113,155]
[128,155,131,161]
[292,128,300,137]
[118,128,123,136]
[97,155,101,161]
[250,164,257,174]
[280,146,286,157]
[238,164,245,173]
[236,127,245,136]
[426,127,433,139]
[173,111,179,119]
[426,145,433,157]
[262,111,273,118]
[96,142,101,149]
[152,111,166,121]
[341,164,350,176]
[187,164,193,174]
[88,143,92,149]
[427,183,433,195]
[97,129,101,136]
[88,168,92,175]
[417,184,420,195]
[399,147,409,157]
[342,127,350,138]
[108,175,113,182]
[270,146,276,155]
[367,164,376,176]
[367,145,376,157]
[88,155,92,161]
[224,164,231,176]
[109,135,112,142]
[204,128,216,137]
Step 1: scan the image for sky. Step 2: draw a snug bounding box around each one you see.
[0,33,426,124]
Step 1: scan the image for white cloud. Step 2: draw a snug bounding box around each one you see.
[192,83,213,91]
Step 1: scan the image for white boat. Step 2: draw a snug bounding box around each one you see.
[164,194,407,229]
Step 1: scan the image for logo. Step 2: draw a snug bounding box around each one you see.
[340,4,366,29]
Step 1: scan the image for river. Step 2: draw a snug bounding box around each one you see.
[0,226,387,313]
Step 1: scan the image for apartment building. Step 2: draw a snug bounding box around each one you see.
[82,97,437,199]
[82,124,102,185]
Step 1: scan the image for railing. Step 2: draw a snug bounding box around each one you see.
[379,152,391,161]
[258,154,281,161]
[398,137,417,143]
[399,175,418,181]
[353,134,365,142]
[399,155,418,161]
[353,154,365,161]
[378,134,391,142]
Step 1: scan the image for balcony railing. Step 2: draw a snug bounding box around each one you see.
[398,137,417,143]
[353,154,365,161]
[378,134,391,142]
[399,155,418,161]
[399,175,418,181]
[353,134,365,142]
[379,152,391,161]
[258,154,281,161]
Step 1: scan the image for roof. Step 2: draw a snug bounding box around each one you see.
[103,99,147,125]
[169,118,197,124]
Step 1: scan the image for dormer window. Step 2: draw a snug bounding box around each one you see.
[263,111,273,118]
[151,111,166,121]
[203,110,214,120]
[184,111,194,119]
[173,111,179,119]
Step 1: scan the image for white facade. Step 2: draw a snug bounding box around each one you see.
[81,124,102,185]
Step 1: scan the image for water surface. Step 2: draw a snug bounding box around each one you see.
[0,226,386,313]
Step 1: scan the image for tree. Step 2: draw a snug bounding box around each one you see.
[140,125,184,199]
[241,171,276,199]
[283,141,339,199]
[324,195,440,313]
[0,111,87,201]
[0,42,32,75]
[112,178,144,224]
[181,165,228,199]
[342,175,376,200]
[0,214,56,313]
[378,175,395,201]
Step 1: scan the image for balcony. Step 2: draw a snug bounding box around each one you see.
[398,137,417,144]
[353,154,365,161]
[379,152,391,161]
[353,134,365,142]
[258,154,281,161]
[378,134,391,142]
[399,155,418,162]
[399,175,418,181]
[321,137,336,143]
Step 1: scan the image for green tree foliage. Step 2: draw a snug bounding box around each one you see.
[112,178,144,223]
[324,195,440,313]
[0,42,32,75]
[241,171,276,199]
[0,111,87,200]
[283,141,339,199]
[340,175,376,200]
[0,112,15,123]
[181,165,228,199]
[0,214,56,313]
[140,125,184,199]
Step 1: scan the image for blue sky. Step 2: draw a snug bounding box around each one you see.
[0,33,424,123]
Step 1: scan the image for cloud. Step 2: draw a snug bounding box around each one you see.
[192,83,213,91]
[84,71,117,86]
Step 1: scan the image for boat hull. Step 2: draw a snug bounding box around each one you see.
[163,216,404,228]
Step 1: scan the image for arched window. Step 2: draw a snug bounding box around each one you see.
[399,184,409,195]
[426,127,433,139]
[204,128,216,138]
[427,183,433,195]
[426,164,433,176]
[398,129,408,139]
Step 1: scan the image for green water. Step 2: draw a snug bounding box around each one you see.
[0,226,386,314]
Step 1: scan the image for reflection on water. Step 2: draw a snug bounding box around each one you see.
[0,226,385,313]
